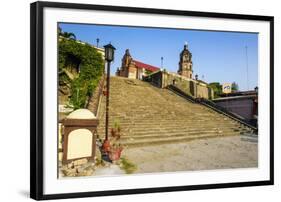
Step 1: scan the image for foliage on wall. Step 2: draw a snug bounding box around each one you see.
[59,37,104,109]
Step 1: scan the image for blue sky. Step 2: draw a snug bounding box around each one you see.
[59,23,258,91]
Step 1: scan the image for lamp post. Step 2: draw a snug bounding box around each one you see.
[103,43,116,143]
[96,38,100,47]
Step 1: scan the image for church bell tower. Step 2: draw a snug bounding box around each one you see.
[178,43,193,79]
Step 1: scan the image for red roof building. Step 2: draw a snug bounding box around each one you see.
[116,49,160,79]
[133,60,160,72]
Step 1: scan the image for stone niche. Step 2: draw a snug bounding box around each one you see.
[62,109,99,164]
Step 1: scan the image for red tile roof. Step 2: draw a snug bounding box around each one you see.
[133,60,160,72]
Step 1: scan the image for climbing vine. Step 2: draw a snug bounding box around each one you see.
[59,38,104,109]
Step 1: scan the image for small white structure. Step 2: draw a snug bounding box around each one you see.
[62,109,99,164]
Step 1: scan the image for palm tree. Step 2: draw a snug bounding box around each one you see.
[58,27,76,40]
[62,32,76,40]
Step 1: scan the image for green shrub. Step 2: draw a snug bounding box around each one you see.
[59,38,104,109]
[208,82,222,98]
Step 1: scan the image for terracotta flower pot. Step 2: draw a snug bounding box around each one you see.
[109,148,123,161]
[102,140,111,153]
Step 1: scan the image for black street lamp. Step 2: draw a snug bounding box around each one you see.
[103,43,116,143]
[104,43,116,62]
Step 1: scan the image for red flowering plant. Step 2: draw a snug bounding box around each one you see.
[99,120,124,163]
[108,120,123,162]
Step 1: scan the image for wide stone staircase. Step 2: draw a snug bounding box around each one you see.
[96,76,255,147]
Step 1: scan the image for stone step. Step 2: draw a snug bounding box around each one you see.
[97,118,238,124]
[97,127,250,139]
[97,122,244,131]
[120,132,240,148]
[97,122,247,131]
[94,76,255,147]
[118,129,242,140]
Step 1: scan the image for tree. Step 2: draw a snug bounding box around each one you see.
[58,27,76,40]
[144,69,153,76]
[62,32,76,40]
[208,82,222,98]
[231,82,239,92]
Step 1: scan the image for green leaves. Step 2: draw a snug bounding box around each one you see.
[231,82,239,92]
[59,38,104,109]
[208,82,222,98]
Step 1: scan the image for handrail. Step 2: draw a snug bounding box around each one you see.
[167,84,257,132]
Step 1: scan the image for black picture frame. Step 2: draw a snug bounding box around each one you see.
[30,1,274,200]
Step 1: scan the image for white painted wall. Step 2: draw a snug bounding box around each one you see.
[67,129,93,160]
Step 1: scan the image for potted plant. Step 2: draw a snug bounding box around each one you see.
[111,121,121,140]
[109,143,123,161]
[99,120,124,163]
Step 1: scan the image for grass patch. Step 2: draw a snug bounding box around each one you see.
[119,157,137,174]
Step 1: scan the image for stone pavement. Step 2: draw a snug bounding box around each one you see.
[122,135,258,173]
[59,135,257,177]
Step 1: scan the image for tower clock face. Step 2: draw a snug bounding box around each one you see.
[184,55,189,61]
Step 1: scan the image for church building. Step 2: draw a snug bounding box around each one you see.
[117,44,194,80]
[138,43,214,100]
[178,44,193,79]
[116,49,160,79]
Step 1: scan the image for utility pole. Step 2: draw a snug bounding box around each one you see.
[245,46,249,91]
[161,56,163,69]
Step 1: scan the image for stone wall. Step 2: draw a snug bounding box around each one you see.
[196,83,212,99]
[213,96,256,120]
[128,64,137,79]
[163,72,193,96]
[144,70,213,99]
